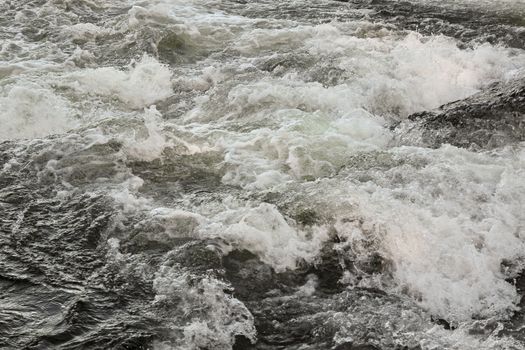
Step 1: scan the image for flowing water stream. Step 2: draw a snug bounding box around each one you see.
[1,0,525,349]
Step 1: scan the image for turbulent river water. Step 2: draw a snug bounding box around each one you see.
[1,0,525,349]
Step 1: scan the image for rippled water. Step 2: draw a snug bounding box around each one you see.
[1,0,525,349]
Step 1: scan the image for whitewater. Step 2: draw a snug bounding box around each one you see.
[1,0,525,349]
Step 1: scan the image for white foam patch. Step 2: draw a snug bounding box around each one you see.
[105,231,256,350]
[65,55,173,109]
[63,23,105,41]
[217,108,391,188]
[324,145,525,321]
[153,270,256,350]
[126,0,252,56]
[106,183,328,273]
[183,27,525,189]
[202,202,330,272]
[304,28,524,115]
[108,175,151,215]
[0,82,78,140]
[121,106,170,161]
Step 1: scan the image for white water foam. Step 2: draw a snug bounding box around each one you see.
[368,146,525,322]
[0,82,78,140]
[65,54,173,109]
[153,272,256,350]
[202,202,330,272]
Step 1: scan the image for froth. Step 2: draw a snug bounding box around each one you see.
[202,203,330,271]
[0,83,78,140]
[332,145,525,321]
[153,272,256,350]
[65,55,173,109]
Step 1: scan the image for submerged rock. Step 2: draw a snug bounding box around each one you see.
[394,78,525,149]
[231,0,525,49]
[336,0,525,49]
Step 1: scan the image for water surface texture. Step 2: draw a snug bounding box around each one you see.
[1,0,525,349]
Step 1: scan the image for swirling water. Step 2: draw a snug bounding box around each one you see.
[1,0,525,349]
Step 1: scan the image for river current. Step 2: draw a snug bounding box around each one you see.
[1,0,525,349]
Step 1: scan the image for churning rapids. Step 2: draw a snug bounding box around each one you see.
[1,0,525,349]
